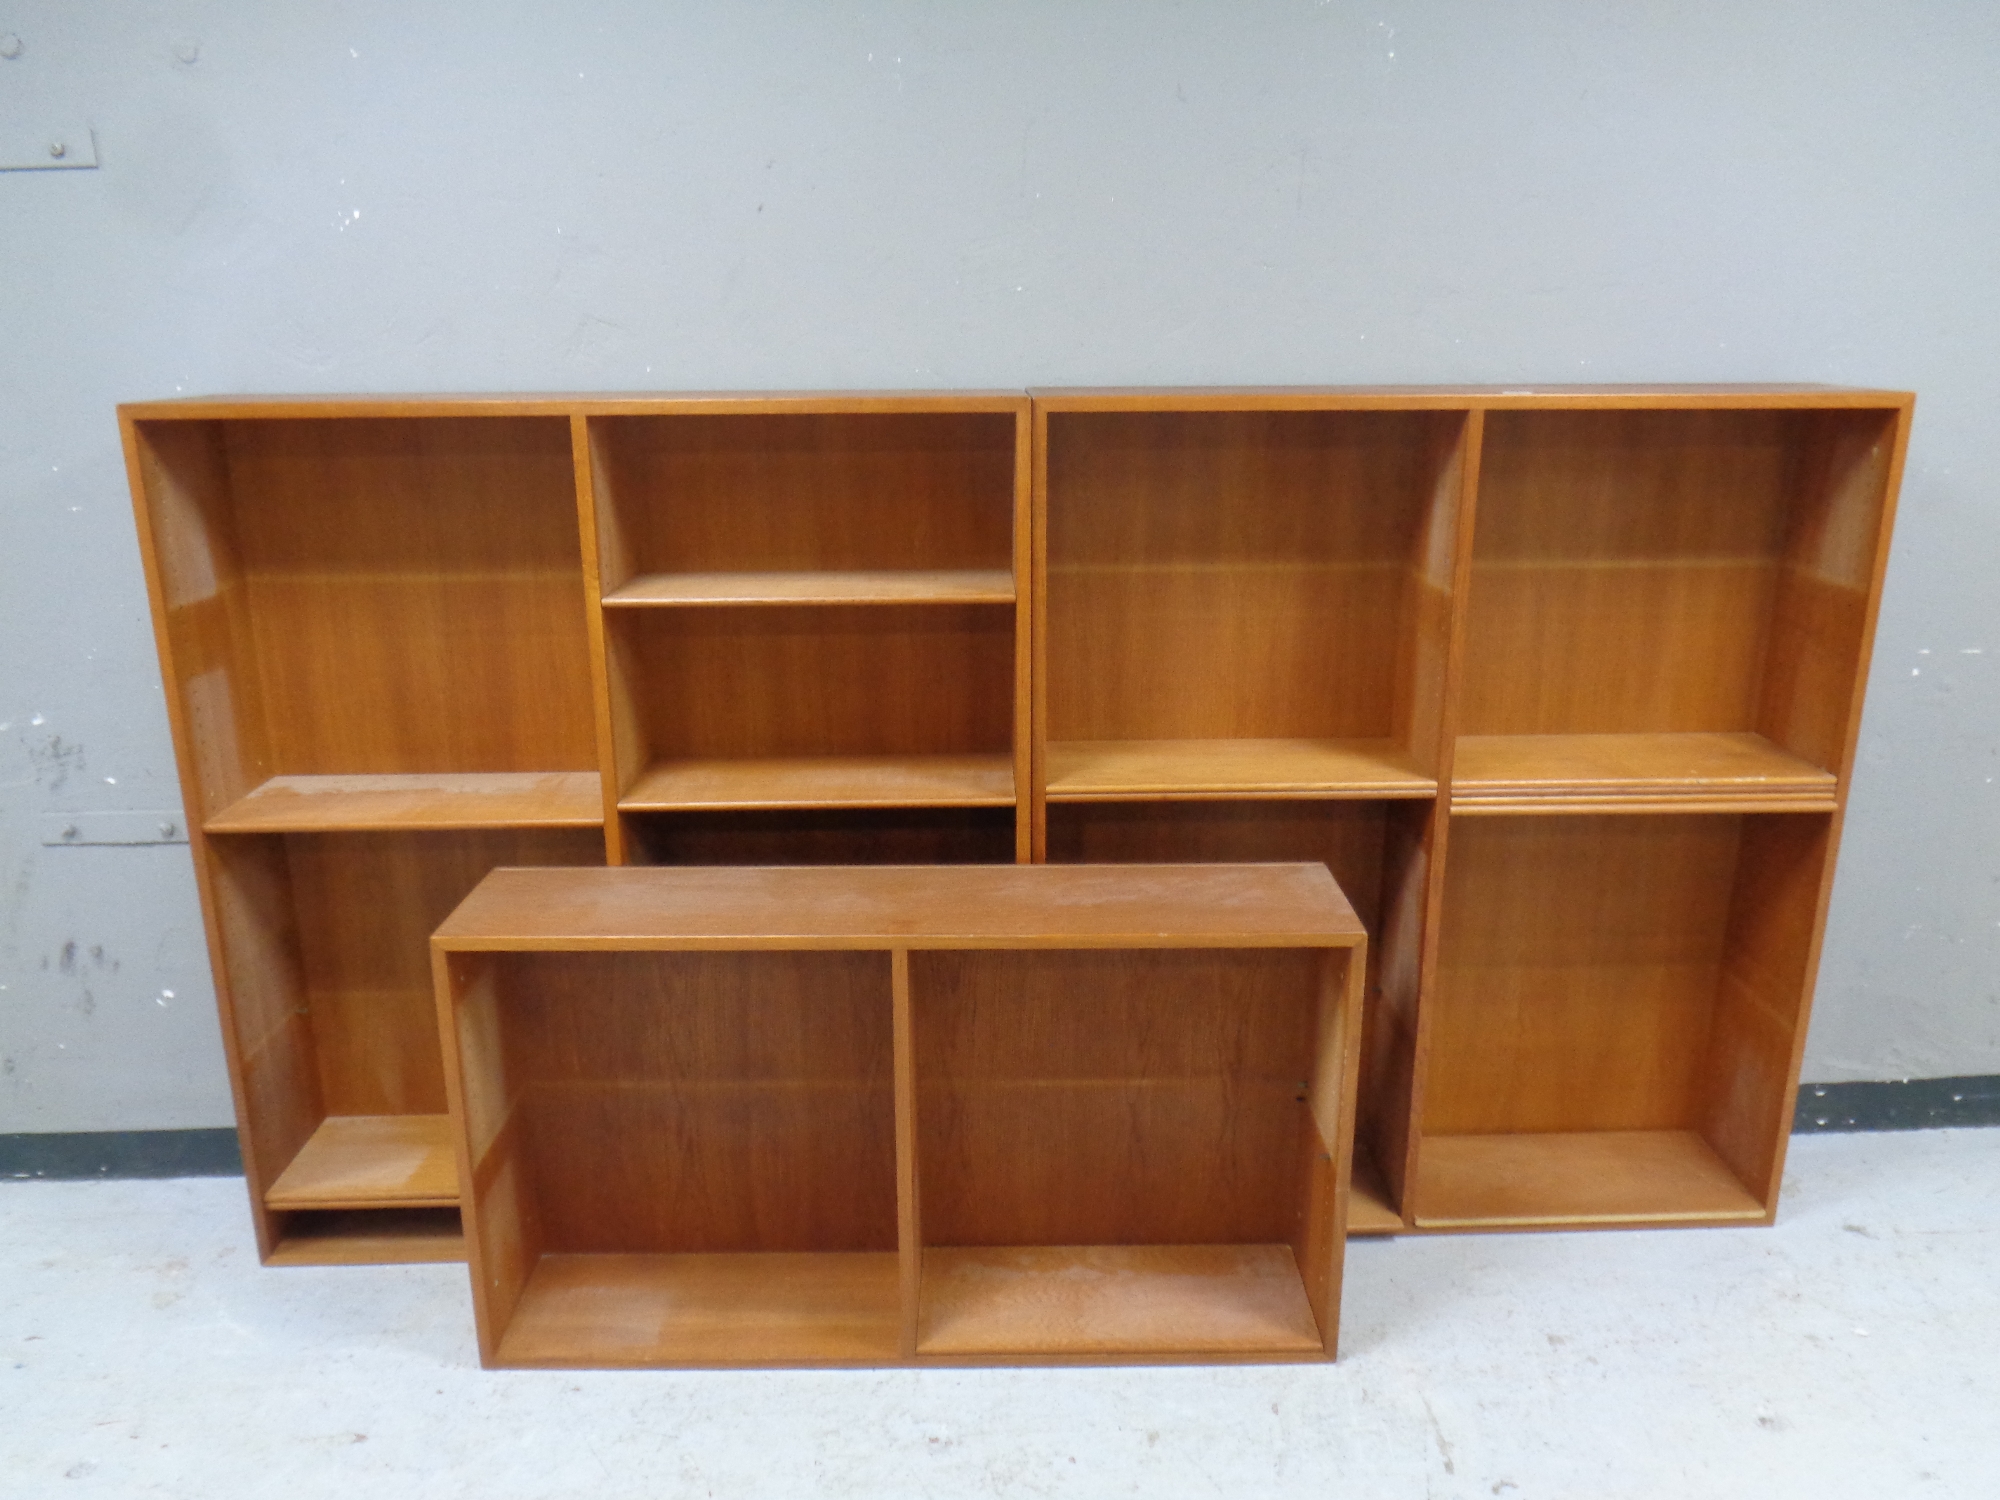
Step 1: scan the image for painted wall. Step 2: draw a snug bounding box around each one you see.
[2,1,1995,1131]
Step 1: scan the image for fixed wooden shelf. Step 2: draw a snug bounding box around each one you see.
[1449,732,1837,815]
[1412,1131,1768,1230]
[602,569,1015,608]
[1045,738,1435,801]
[498,1253,902,1369]
[917,1245,1324,1358]
[433,862,1366,1369]
[619,754,1015,812]
[264,1113,459,1211]
[205,773,605,833]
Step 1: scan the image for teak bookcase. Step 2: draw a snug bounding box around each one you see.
[120,394,1032,1264]
[122,385,1908,1264]
[1032,387,1911,1235]
[431,863,1365,1368]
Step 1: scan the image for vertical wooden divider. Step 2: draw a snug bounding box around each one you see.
[1396,407,1486,1223]
[1027,403,1051,863]
[571,413,626,865]
[892,948,922,1354]
[1011,410,1036,863]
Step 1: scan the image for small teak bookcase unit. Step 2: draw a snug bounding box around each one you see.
[431,862,1365,1368]
[121,384,1909,1267]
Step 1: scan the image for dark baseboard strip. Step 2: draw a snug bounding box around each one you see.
[0,1128,242,1180]
[4,1083,1997,1182]
[1794,1074,2000,1132]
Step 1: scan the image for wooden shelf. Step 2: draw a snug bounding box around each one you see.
[603,569,1015,608]
[1348,1149,1403,1235]
[620,754,1015,811]
[1450,733,1837,814]
[264,1114,459,1211]
[1045,739,1435,801]
[205,773,605,833]
[497,1253,902,1368]
[917,1245,1324,1358]
[266,1208,466,1266]
[1412,1131,1767,1229]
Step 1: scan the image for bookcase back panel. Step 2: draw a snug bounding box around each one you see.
[592,413,1015,584]
[1426,814,1745,1136]
[494,951,897,1255]
[286,828,602,1117]
[1045,410,1455,744]
[626,808,1015,866]
[616,605,1013,760]
[911,947,1321,1247]
[1043,800,1389,936]
[1460,406,1902,765]
[219,417,595,775]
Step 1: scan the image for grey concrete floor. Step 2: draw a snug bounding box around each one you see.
[3,1129,1996,1499]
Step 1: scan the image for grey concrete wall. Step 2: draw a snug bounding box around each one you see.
[2,1,1995,1131]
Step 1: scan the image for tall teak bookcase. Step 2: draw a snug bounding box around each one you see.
[1032,387,1910,1234]
[123,384,1908,1263]
[122,394,1032,1264]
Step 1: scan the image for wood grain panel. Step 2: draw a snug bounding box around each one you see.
[132,421,274,816]
[595,411,1016,576]
[499,1252,902,1367]
[1413,1130,1764,1228]
[618,605,1012,760]
[1700,815,1833,1204]
[207,772,605,832]
[918,1245,1320,1357]
[1425,815,1743,1135]
[222,417,595,774]
[495,950,896,1254]
[911,948,1319,1246]
[1044,409,1446,745]
[604,570,1014,607]
[267,1208,465,1266]
[1045,738,1432,799]
[264,1113,458,1209]
[1450,732,1836,813]
[1041,799,1388,938]
[625,808,1015,866]
[285,828,601,1117]
[1462,409,1806,736]
[621,754,1013,811]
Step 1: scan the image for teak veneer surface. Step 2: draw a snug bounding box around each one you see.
[916,1245,1324,1357]
[1046,738,1434,800]
[1449,732,1837,814]
[264,1114,458,1210]
[206,773,605,832]
[620,754,1015,811]
[602,569,1016,607]
[434,863,1360,950]
[1413,1131,1767,1229]
[496,1252,903,1368]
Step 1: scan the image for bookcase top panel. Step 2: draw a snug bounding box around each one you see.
[434,863,1361,952]
[1032,385,1912,411]
[119,392,1031,421]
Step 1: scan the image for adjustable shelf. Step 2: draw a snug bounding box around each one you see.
[264,1113,458,1211]
[602,569,1016,608]
[619,753,1014,811]
[1045,738,1435,801]
[1450,732,1837,815]
[206,773,606,833]
[433,862,1366,1369]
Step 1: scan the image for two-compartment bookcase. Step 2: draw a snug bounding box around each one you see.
[121,394,1032,1264]
[432,863,1365,1368]
[1031,387,1911,1235]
